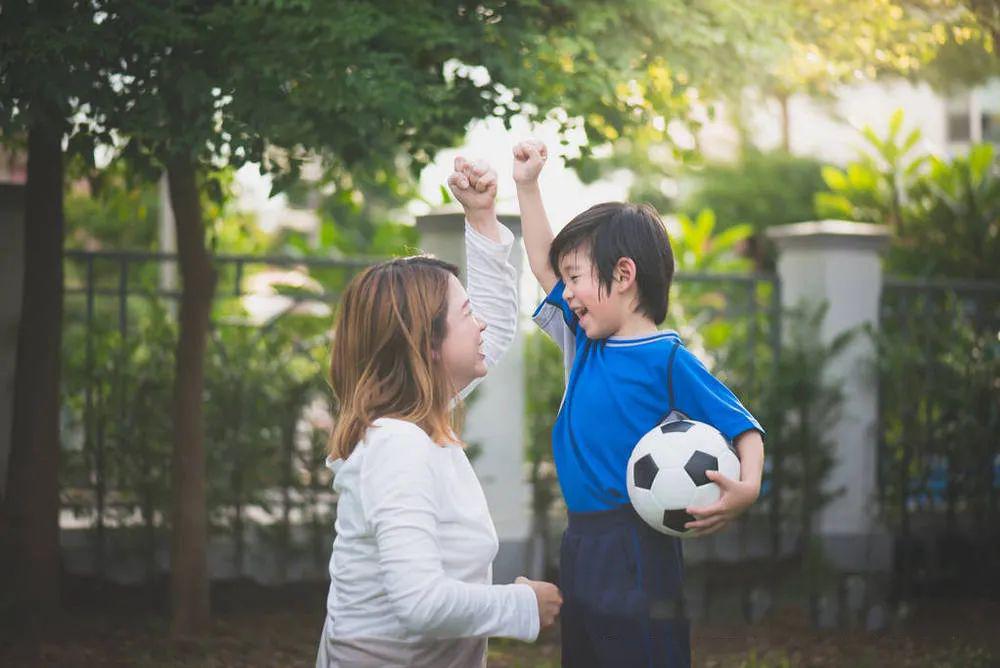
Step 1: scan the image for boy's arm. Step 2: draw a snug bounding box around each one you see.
[513,140,558,293]
[666,344,766,535]
[685,429,763,536]
[734,430,764,495]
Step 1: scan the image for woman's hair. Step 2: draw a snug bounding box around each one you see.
[327,255,462,460]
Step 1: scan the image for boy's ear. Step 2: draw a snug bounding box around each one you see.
[613,257,637,291]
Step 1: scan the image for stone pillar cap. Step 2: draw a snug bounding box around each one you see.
[766,220,891,252]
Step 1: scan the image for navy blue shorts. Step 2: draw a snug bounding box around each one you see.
[559,505,691,668]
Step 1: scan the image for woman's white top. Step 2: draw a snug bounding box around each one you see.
[317,222,537,667]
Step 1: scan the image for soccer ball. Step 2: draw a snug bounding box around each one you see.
[626,417,740,538]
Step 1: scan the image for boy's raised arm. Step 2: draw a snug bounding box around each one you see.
[513,140,558,294]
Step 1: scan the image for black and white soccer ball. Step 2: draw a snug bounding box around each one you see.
[626,417,740,538]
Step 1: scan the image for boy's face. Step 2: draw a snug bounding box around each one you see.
[558,248,624,339]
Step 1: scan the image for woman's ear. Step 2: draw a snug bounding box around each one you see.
[614,257,637,291]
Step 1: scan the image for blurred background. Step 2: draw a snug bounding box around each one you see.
[1,1,998,665]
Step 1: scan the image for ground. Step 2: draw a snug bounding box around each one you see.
[1,580,997,667]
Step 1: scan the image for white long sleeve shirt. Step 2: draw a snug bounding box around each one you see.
[317,222,536,668]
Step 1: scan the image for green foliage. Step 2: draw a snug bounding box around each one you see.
[475,1,785,167]
[64,162,161,251]
[678,150,827,267]
[919,642,997,668]
[279,162,421,259]
[524,330,566,519]
[60,281,339,575]
[918,30,1000,94]
[816,110,1000,280]
[788,2,989,86]
[0,1,112,141]
[203,311,334,574]
[740,648,793,668]
[588,146,826,270]
[891,144,1000,280]
[815,109,926,228]
[682,151,826,230]
[2,0,802,188]
[61,300,177,536]
[64,161,276,256]
[874,286,1000,528]
[673,209,754,273]
[669,208,755,356]
[757,303,851,542]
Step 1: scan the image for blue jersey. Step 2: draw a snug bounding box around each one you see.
[533,280,764,512]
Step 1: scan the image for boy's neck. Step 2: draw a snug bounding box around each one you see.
[610,314,660,339]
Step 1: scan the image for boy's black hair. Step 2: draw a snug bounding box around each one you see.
[548,202,674,324]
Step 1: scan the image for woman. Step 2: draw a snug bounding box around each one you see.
[316,159,562,667]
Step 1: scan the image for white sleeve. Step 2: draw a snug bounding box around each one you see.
[359,423,539,641]
[531,280,577,382]
[458,221,519,400]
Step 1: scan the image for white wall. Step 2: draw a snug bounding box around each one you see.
[697,77,1000,166]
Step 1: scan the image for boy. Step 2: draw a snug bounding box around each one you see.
[507,139,765,668]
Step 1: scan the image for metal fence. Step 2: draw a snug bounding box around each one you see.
[60,251,791,592]
[661,272,791,623]
[61,249,376,584]
[63,251,1000,606]
[877,276,1000,595]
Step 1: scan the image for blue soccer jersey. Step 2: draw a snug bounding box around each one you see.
[533,279,764,512]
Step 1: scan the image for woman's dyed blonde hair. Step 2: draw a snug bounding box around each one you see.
[327,255,462,460]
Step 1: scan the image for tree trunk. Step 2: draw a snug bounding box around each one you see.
[1,119,65,655]
[166,156,216,637]
[777,92,791,153]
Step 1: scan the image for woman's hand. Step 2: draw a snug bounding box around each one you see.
[515,576,563,629]
[448,157,497,213]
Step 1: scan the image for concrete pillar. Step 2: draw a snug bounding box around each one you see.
[767,220,893,572]
[0,184,26,499]
[416,208,530,584]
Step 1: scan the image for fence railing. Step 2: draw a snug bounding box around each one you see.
[62,250,792,587]
[877,275,1000,594]
[60,249,1000,599]
[61,249,378,583]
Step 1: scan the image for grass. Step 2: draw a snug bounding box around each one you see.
[2,582,996,667]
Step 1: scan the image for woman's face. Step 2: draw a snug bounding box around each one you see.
[439,273,487,392]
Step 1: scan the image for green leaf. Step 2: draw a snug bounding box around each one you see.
[821,166,849,192]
